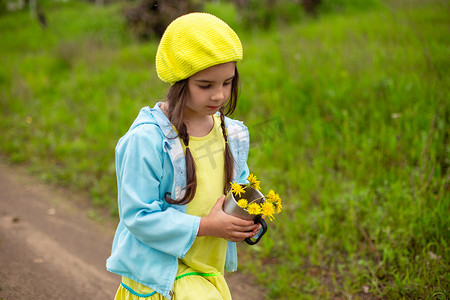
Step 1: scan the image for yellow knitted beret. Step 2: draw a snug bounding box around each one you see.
[156,12,243,84]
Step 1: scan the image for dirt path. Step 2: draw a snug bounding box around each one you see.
[0,161,265,300]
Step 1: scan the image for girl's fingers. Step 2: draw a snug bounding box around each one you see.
[228,230,255,241]
[230,217,255,227]
[233,224,258,232]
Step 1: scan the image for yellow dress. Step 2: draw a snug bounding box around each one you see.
[115,115,231,300]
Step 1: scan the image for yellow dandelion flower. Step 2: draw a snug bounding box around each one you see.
[247,202,261,215]
[252,181,261,191]
[266,190,277,202]
[237,199,248,209]
[247,173,261,190]
[271,193,282,213]
[261,202,275,221]
[230,181,246,198]
[274,201,282,214]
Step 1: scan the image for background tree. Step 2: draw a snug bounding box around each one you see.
[124,0,201,40]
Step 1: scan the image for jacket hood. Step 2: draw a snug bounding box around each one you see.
[128,104,168,132]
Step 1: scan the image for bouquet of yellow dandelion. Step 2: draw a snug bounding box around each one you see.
[230,174,283,221]
[223,173,282,245]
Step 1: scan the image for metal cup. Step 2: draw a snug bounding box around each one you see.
[223,185,267,245]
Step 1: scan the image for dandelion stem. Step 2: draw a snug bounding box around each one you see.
[248,196,265,204]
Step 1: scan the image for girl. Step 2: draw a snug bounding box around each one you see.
[107,12,259,300]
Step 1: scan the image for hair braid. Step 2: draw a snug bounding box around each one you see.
[164,80,197,205]
[219,107,235,194]
[177,125,197,205]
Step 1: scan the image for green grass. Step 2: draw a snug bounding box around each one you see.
[0,0,448,299]
[0,0,166,208]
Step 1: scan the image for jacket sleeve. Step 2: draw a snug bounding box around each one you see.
[237,162,250,184]
[225,120,250,272]
[236,122,250,184]
[116,124,200,259]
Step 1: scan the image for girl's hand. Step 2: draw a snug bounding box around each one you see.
[198,195,260,242]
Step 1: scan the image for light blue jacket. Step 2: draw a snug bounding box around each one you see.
[106,103,250,299]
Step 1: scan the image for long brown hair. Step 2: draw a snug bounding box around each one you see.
[164,67,240,205]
